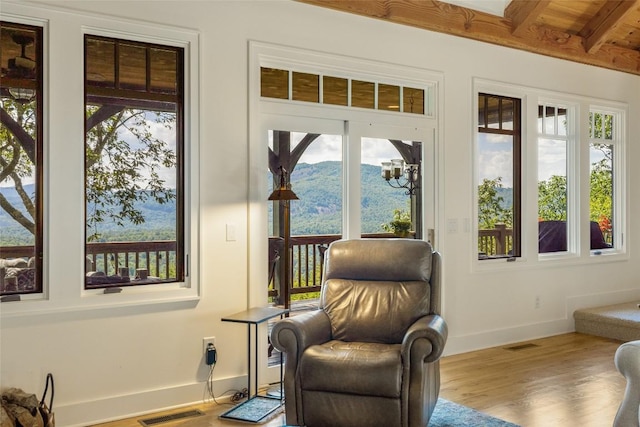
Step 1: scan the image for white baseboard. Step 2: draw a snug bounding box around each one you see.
[444,317,573,356]
[57,375,245,427]
[444,289,640,356]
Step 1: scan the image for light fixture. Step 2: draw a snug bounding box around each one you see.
[268,166,298,310]
[8,87,36,104]
[381,158,420,196]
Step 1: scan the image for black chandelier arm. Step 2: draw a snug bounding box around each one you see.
[384,178,419,196]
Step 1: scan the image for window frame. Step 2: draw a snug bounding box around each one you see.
[588,106,626,257]
[475,90,523,261]
[0,19,44,298]
[1,9,200,316]
[536,99,578,259]
[83,33,185,290]
[473,78,628,271]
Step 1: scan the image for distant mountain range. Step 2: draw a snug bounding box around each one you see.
[1,162,420,244]
[286,161,410,235]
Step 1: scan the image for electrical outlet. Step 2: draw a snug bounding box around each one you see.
[535,296,541,309]
[203,337,215,354]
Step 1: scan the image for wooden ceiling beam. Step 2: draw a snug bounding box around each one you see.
[579,0,640,54]
[505,0,551,38]
[296,0,640,75]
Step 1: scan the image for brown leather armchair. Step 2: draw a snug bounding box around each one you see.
[271,239,447,427]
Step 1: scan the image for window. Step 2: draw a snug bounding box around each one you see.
[589,109,618,252]
[537,104,569,254]
[260,67,426,115]
[477,93,521,259]
[360,138,423,237]
[84,35,184,289]
[0,21,43,297]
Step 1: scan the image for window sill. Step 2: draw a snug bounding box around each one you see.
[473,249,628,273]
[0,282,200,319]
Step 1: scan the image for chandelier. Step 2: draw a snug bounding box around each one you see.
[381,159,420,196]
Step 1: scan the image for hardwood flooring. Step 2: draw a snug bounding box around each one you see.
[92,333,626,427]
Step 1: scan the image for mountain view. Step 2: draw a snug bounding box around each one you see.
[280,161,412,235]
[0,161,414,245]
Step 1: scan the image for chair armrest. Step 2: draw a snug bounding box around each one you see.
[401,314,448,363]
[614,340,640,427]
[271,309,332,358]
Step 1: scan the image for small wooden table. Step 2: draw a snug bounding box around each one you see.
[220,306,289,423]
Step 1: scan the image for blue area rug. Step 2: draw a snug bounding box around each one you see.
[430,398,519,427]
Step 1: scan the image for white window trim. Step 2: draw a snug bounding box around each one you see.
[472,78,628,273]
[588,105,627,258]
[1,4,201,317]
[536,98,579,262]
[249,41,444,307]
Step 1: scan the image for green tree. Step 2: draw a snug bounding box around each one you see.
[478,177,509,228]
[85,106,176,241]
[1,99,177,242]
[538,175,567,221]
[590,157,613,224]
[0,98,38,236]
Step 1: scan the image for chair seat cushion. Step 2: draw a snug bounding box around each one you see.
[299,340,402,398]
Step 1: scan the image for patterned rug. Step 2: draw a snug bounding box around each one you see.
[430,398,519,427]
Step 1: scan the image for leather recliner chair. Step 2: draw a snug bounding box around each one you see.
[271,238,448,427]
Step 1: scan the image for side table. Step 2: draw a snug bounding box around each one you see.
[220,306,289,423]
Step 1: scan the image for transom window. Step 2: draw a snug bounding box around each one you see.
[261,67,426,115]
[84,35,185,289]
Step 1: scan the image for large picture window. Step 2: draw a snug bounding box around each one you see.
[0,21,43,297]
[84,35,184,289]
[475,80,626,265]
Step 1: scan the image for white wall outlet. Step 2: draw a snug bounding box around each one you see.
[203,337,215,354]
[535,296,541,309]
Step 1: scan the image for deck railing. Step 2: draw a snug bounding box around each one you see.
[1,241,177,279]
[4,232,407,298]
[85,240,177,278]
[478,224,512,257]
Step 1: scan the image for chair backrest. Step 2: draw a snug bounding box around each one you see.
[320,239,436,344]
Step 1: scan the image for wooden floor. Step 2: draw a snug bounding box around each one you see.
[92,333,626,427]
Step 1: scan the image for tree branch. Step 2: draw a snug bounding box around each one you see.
[86,104,126,132]
[0,107,35,163]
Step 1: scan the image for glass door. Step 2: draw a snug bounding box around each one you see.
[349,123,436,244]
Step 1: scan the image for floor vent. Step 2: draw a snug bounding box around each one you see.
[504,343,540,351]
[139,409,205,426]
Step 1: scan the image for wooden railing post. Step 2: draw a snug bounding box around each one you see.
[495,223,507,255]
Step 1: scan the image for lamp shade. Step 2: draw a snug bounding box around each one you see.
[268,188,299,201]
[268,165,298,201]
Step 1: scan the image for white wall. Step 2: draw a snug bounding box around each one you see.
[1,1,638,425]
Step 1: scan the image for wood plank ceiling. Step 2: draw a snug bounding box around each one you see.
[297,0,640,76]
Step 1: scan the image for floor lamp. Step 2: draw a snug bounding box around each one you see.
[268,166,298,310]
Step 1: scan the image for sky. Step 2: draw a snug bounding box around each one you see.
[271,131,409,166]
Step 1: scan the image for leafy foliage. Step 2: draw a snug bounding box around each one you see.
[381,208,412,235]
[538,175,567,220]
[478,177,512,229]
[0,97,37,237]
[85,106,177,242]
[1,99,178,244]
